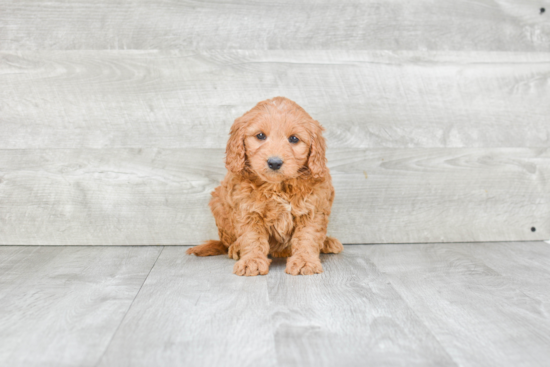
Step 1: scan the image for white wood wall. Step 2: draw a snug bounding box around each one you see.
[1,0,549,245]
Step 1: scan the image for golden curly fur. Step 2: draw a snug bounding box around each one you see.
[187,97,343,276]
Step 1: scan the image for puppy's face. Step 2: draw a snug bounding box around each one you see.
[244,112,311,182]
[225,97,327,182]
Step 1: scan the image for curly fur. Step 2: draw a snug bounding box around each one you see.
[187,97,343,276]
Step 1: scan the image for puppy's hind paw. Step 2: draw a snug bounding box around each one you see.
[321,236,343,254]
[228,244,241,260]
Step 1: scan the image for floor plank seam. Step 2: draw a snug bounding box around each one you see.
[377,269,460,367]
[93,246,165,367]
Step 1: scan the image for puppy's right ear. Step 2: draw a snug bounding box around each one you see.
[225,116,247,175]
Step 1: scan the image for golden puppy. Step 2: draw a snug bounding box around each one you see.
[187,97,343,276]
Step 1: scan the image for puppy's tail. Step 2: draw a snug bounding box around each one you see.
[186,240,228,257]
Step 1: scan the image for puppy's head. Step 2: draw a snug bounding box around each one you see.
[225,97,327,182]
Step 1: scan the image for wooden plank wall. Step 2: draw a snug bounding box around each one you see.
[1,0,549,245]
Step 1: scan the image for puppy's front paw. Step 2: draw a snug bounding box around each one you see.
[285,255,323,276]
[233,255,271,276]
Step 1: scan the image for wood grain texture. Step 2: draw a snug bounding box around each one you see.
[0,148,547,245]
[266,251,454,367]
[2,244,550,366]
[1,0,549,51]
[97,246,277,367]
[0,246,162,367]
[97,246,454,367]
[1,50,549,149]
[88,243,550,366]
[329,147,550,243]
[367,241,550,367]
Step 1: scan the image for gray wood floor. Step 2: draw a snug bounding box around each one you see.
[2,242,549,367]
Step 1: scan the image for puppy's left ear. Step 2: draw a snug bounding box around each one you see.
[225,116,247,175]
[308,120,328,179]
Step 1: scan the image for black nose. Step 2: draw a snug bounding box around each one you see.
[267,157,283,171]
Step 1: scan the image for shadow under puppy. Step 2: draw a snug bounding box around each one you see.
[187,97,343,276]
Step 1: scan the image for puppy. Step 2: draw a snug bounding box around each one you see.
[187,97,343,276]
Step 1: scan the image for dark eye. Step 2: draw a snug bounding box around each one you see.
[288,136,299,143]
[256,133,266,140]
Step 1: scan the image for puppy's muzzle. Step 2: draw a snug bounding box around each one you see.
[267,157,283,171]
